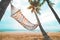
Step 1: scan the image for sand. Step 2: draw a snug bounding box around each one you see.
[0,32,60,40]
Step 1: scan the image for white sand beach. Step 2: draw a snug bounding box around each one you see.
[0,32,60,40]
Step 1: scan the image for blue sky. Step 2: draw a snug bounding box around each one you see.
[0,0,60,32]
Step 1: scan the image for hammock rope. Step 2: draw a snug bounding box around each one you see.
[11,4,38,30]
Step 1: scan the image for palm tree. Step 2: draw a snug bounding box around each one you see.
[46,0,60,24]
[0,0,11,21]
[28,0,51,40]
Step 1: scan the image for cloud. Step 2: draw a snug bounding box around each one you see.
[51,0,60,4]
[7,0,60,24]
[0,0,1,2]
[54,0,60,4]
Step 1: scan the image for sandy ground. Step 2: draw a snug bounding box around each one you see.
[0,32,60,40]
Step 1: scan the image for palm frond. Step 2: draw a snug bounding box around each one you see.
[28,5,33,9]
[49,0,55,7]
[28,0,45,14]
[50,3,55,7]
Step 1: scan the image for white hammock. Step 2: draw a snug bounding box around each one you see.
[11,4,38,30]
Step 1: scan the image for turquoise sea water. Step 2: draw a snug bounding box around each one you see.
[0,28,60,32]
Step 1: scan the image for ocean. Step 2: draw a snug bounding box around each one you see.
[0,29,60,32]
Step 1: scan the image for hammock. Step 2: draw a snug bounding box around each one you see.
[11,4,38,30]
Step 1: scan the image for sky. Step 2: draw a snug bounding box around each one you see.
[0,0,1,2]
[0,0,60,32]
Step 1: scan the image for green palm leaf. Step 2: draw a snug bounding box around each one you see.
[28,0,45,14]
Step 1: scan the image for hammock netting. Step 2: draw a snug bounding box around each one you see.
[11,4,38,30]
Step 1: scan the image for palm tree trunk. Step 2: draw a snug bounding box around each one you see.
[0,0,11,21]
[34,10,51,40]
[46,0,60,24]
